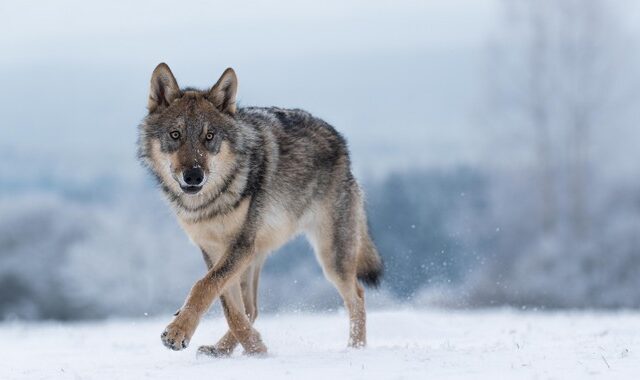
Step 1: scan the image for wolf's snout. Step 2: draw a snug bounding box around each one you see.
[183,167,205,186]
[179,167,205,194]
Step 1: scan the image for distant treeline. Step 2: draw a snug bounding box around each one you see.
[1,163,639,320]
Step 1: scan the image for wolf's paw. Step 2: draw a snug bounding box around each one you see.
[348,339,366,349]
[242,337,268,356]
[242,346,268,357]
[161,326,190,351]
[161,310,198,351]
[196,345,233,358]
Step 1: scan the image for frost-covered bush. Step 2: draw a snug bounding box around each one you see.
[1,164,639,320]
[459,172,640,309]
[0,194,88,320]
[0,185,203,320]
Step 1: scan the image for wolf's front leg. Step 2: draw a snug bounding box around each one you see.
[197,280,267,357]
[161,237,257,351]
[198,260,264,356]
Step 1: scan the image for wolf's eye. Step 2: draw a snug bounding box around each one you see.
[206,132,214,141]
[170,131,181,140]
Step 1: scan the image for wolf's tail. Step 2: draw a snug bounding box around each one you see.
[356,224,383,288]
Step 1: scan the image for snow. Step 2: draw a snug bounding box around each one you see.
[1,308,638,379]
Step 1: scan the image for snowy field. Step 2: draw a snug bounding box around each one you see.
[1,308,638,380]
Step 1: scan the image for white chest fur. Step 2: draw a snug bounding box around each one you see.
[178,198,250,262]
[178,199,301,266]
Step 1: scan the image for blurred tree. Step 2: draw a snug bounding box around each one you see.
[488,0,630,239]
[467,0,640,308]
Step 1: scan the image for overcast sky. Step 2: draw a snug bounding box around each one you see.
[1,0,499,65]
[0,1,509,178]
[7,0,637,179]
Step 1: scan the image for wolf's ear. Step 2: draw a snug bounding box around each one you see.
[208,68,238,114]
[148,63,180,113]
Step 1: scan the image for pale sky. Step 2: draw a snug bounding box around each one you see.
[8,0,637,179]
[0,0,509,177]
[1,0,499,66]
[1,0,639,179]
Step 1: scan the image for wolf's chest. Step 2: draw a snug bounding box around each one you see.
[178,199,300,261]
[178,198,250,259]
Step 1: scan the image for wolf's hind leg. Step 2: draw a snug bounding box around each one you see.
[242,259,264,325]
[308,194,367,348]
[312,232,366,348]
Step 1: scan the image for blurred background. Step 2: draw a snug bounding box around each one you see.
[1,0,639,321]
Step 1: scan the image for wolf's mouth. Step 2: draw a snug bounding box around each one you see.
[181,185,203,195]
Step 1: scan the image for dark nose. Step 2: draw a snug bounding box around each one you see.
[183,167,204,186]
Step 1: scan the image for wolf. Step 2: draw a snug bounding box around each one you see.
[138,63,383,356]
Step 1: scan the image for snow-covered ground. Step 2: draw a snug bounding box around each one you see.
[1,308,638,379]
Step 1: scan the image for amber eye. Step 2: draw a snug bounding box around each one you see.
[206,132,214,141]
[170,131,181,140]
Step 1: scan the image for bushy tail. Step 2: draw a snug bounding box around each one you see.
[357,227,383,288]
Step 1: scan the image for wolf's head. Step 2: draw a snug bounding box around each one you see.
[138,63,244,201]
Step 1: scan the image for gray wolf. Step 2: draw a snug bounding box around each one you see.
[138,63,383,356]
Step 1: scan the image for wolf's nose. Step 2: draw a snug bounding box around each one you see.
[183,167,205,186]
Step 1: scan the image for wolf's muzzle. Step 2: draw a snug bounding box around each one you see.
[180,167,205,194]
